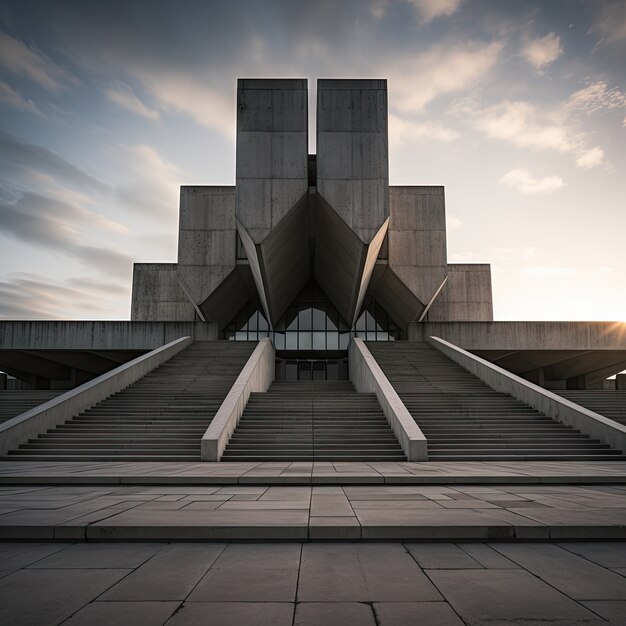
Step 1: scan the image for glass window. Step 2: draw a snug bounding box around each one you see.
[299,331,312,350]
[299,308,312,330]
[312,307,326,330]
[298,361,312,380]
[326,332,339,350]
[286,331,297,350]
[274,333,285,350]
[313,331,326,350]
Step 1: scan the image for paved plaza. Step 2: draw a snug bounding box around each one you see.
[0,482,625,541]
[1,540,626,625]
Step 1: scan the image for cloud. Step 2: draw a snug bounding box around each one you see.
[0,188,132,277]
[589,0,626,47]
[389,40,502,112]
[500,168,565,194]
[567,81,626,114]
[469,100,578,153]
[522,33,563,70]
[389,113,459,145]
[576,146,604,169]
[520,266,576,277]
[0,80,44,116]
[0,273,128,319]
[0,31,76,92]
[104,81,160,121]
[138,71,234,137]
[114,144,182,217]
[0,131,109,195]
[407,0,463,22]
[447,215,463,229]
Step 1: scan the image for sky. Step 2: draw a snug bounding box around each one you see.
[0,0,624,321]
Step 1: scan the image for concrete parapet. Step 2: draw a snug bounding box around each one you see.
[0,336,193,455]
[349,338,428,461]
[201,338,274,461]
[429,336,626,454]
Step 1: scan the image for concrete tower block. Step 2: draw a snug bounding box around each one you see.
[316,79,389,242]
[235,79,308,243]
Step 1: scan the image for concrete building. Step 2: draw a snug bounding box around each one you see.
[1,78,625,463]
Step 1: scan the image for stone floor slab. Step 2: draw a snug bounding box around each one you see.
[294,602,376,626]
[61,601,180,626]
[427,569,605,625]
[374,601,465,626]
[166,602,293,626]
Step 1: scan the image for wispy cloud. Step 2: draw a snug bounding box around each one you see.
[388,113,459,145]
[0,273,128,319]
[500,168,565,194]
[407,0,463,23]
[0,31,76,92]
[0,131,109,195]
[576,146,604,169]
[521,33,563,70]
[104,81,160,121]
[590,0,626,47]
[0,188,132,277]
[0,79,44,116]
[389,40,502,112]
[567,80,626,114]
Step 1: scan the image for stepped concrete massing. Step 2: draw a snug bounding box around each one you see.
[1,78,626,464]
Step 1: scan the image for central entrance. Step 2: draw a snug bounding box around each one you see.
[225,279,400,380]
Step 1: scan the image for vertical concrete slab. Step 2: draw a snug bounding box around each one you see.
[235,79,308,243]
[317,79,389,242]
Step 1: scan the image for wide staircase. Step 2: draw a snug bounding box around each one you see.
[367,341,625,461]
[556,391,626,427]
[2,341,256,462]
[222,380,405,461]
[0,390,63,424]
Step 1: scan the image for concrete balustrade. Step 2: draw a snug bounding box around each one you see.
[0,336,193,456]
[201,338,275,461]
[349,338,428,461]
[429,336,626,454]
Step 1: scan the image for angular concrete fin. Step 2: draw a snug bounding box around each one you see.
[199,267,255,331]
[352,217,389,326]
[236,220,272,326]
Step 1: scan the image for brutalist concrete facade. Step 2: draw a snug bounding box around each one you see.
[131,78,493,336]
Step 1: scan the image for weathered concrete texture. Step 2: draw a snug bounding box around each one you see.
[0,321,218,350]
[235,79,310,324]
[202,338,275,461]
[177,186,238,309]
[349,338,427,461]
[131,264,195,321]
[0,337,192,455]
[235,79,308,242]
[388,186,448,304]
[429,336,626,456]
[408,321,626,350]
[427,263,494,321]
[317,79,389,242]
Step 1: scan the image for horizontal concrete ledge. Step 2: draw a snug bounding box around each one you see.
[201,338,274,461]
[350,338,427,461]
[429,335,626,454]
[1,521,625,542]
[0,336,192,455]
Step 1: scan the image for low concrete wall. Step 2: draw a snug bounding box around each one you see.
[349,338,428,461]
[429,336,626,453]
[0,321,217,350]
[201,338,274,462]
[408,321,626,350]
[0,336,193,455]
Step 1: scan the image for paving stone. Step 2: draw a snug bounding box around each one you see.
[374,601,465,626]
[405,543,482,569]
[189,544,300,602]
[0,542,70,572]
[29,542,165,569]
[310,494,354,516]
[298,543,441,601]
[308,516,361,540]
[456,543,520,569]
[166,602,293,626]
[294,602,376,625]
[0,568,131,626]
[583,601,626,625]
[493,543,626,600]
[427,569,605,625]
[61,601,180,626]
[559,542,626,568]
[100,543,225,601]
